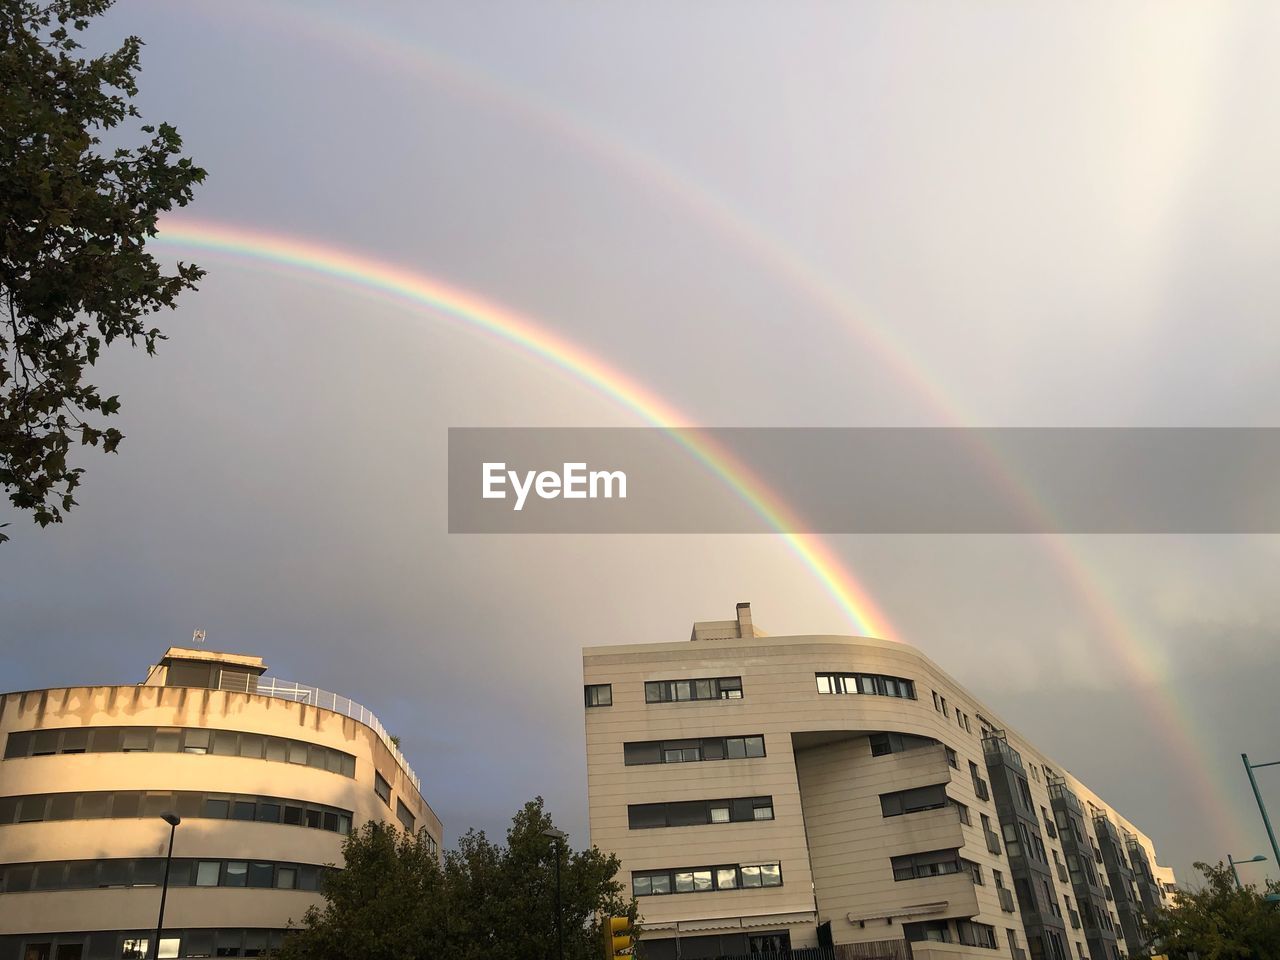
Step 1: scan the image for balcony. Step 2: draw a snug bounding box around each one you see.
[982,731,1025,771]
[999,886,1016,913]
[985,829,1002,855]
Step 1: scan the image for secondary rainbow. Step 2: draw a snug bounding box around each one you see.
[153,218,897,642]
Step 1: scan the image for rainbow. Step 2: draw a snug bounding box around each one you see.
[143,2,1244,843]
[153,219,898,641]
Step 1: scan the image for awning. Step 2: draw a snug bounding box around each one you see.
[846,901,949,924]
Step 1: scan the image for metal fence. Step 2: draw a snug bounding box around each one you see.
[246,676,422,793]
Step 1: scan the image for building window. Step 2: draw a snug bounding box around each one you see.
[880,784,949,818]
[868,732,938,757]
[628,796,774,829]
[0,857,336,893]
[584,684,612,707]
[3,726,356,777]
[374,772,392,806]
[632,862,782,896]
[945,746,959,769]
[396,799,416,833]
[815,672,915,698]
[645,677,743,703]
[623,735,765,766]
[969,761,990,801]
[891,849,982,883]
[0,789,353,835]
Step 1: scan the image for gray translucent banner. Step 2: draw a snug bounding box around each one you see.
[448,428,1280,533]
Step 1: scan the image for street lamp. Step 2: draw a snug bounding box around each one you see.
[1242,754,1280,904]
[153,811,181,960]
[542,827,568,960]
[1227,853,1267,890]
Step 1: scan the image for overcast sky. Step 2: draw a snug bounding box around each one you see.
[3,0,1280,884]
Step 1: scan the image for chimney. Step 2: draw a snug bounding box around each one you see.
[735,602,755,639]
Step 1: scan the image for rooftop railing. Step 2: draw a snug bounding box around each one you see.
[247,676,422,793]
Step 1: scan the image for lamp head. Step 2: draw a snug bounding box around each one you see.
[161,812,181,827]
[542,827,568,841]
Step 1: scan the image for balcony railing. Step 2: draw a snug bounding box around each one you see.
[999,886,1017,912]
[982,731,1025,771]
[253,676,422,793]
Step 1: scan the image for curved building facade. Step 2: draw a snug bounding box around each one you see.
[583,604,1174,960]
[0,647,442,960]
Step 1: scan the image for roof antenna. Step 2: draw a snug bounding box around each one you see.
[191,629,206,647]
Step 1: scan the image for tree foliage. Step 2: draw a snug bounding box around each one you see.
[1,0,205,541]
[276,798,637,960]
[1137,860,1280,960]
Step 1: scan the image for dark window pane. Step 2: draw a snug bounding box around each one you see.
[112,792,141,818]
[99,860,130,887]
[623,741,661,765]
[60,729,89,754]
[17,795,47,822]
[231,800,255,821]
[67,861,97,887]
[3,731,31,758]
[142,792,172,817]
[32,730,60,755]
[701,739,724,760]
[182,729,211,754]
[307,748,327,770]
[0,796,17,823]
[238,734,264,760]
[166,661,214,688]
[203,797,229,819]
[282,805,304,825]
[6,864,34,891]
[325,749,343,774]
[256,802,281,823]
[264,738,287,762]
[323,811,340,832]
[211,731,239,756]
[628,804,668,829]
[79,793,110,818]
[48,793,77,820]
[133,860,164,886]
[175,792,203,820]
[89,728,121,753]
[33,862,65,889]
[153,729,181,753]
[287,741,308,765]
[183,931,215,958]
[121,729,151,752]
[247,861,275,888]
[339,754,356,778]
[298,865,319,891]
[667,801,708,827]
[304,808,322,829]
[223,861,248,887]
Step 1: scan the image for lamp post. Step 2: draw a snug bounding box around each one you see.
[153,811,181,960]
[542,827,568,960]
[1227,853,1267,890]
[1242,754,1280,903]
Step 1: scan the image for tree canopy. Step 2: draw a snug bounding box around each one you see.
[1138,860,1280,960]
[1,0,205,541]
[276,798,637,960]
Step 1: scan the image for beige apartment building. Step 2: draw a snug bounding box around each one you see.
[583,604,1175,960]
[0,646,442,960]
